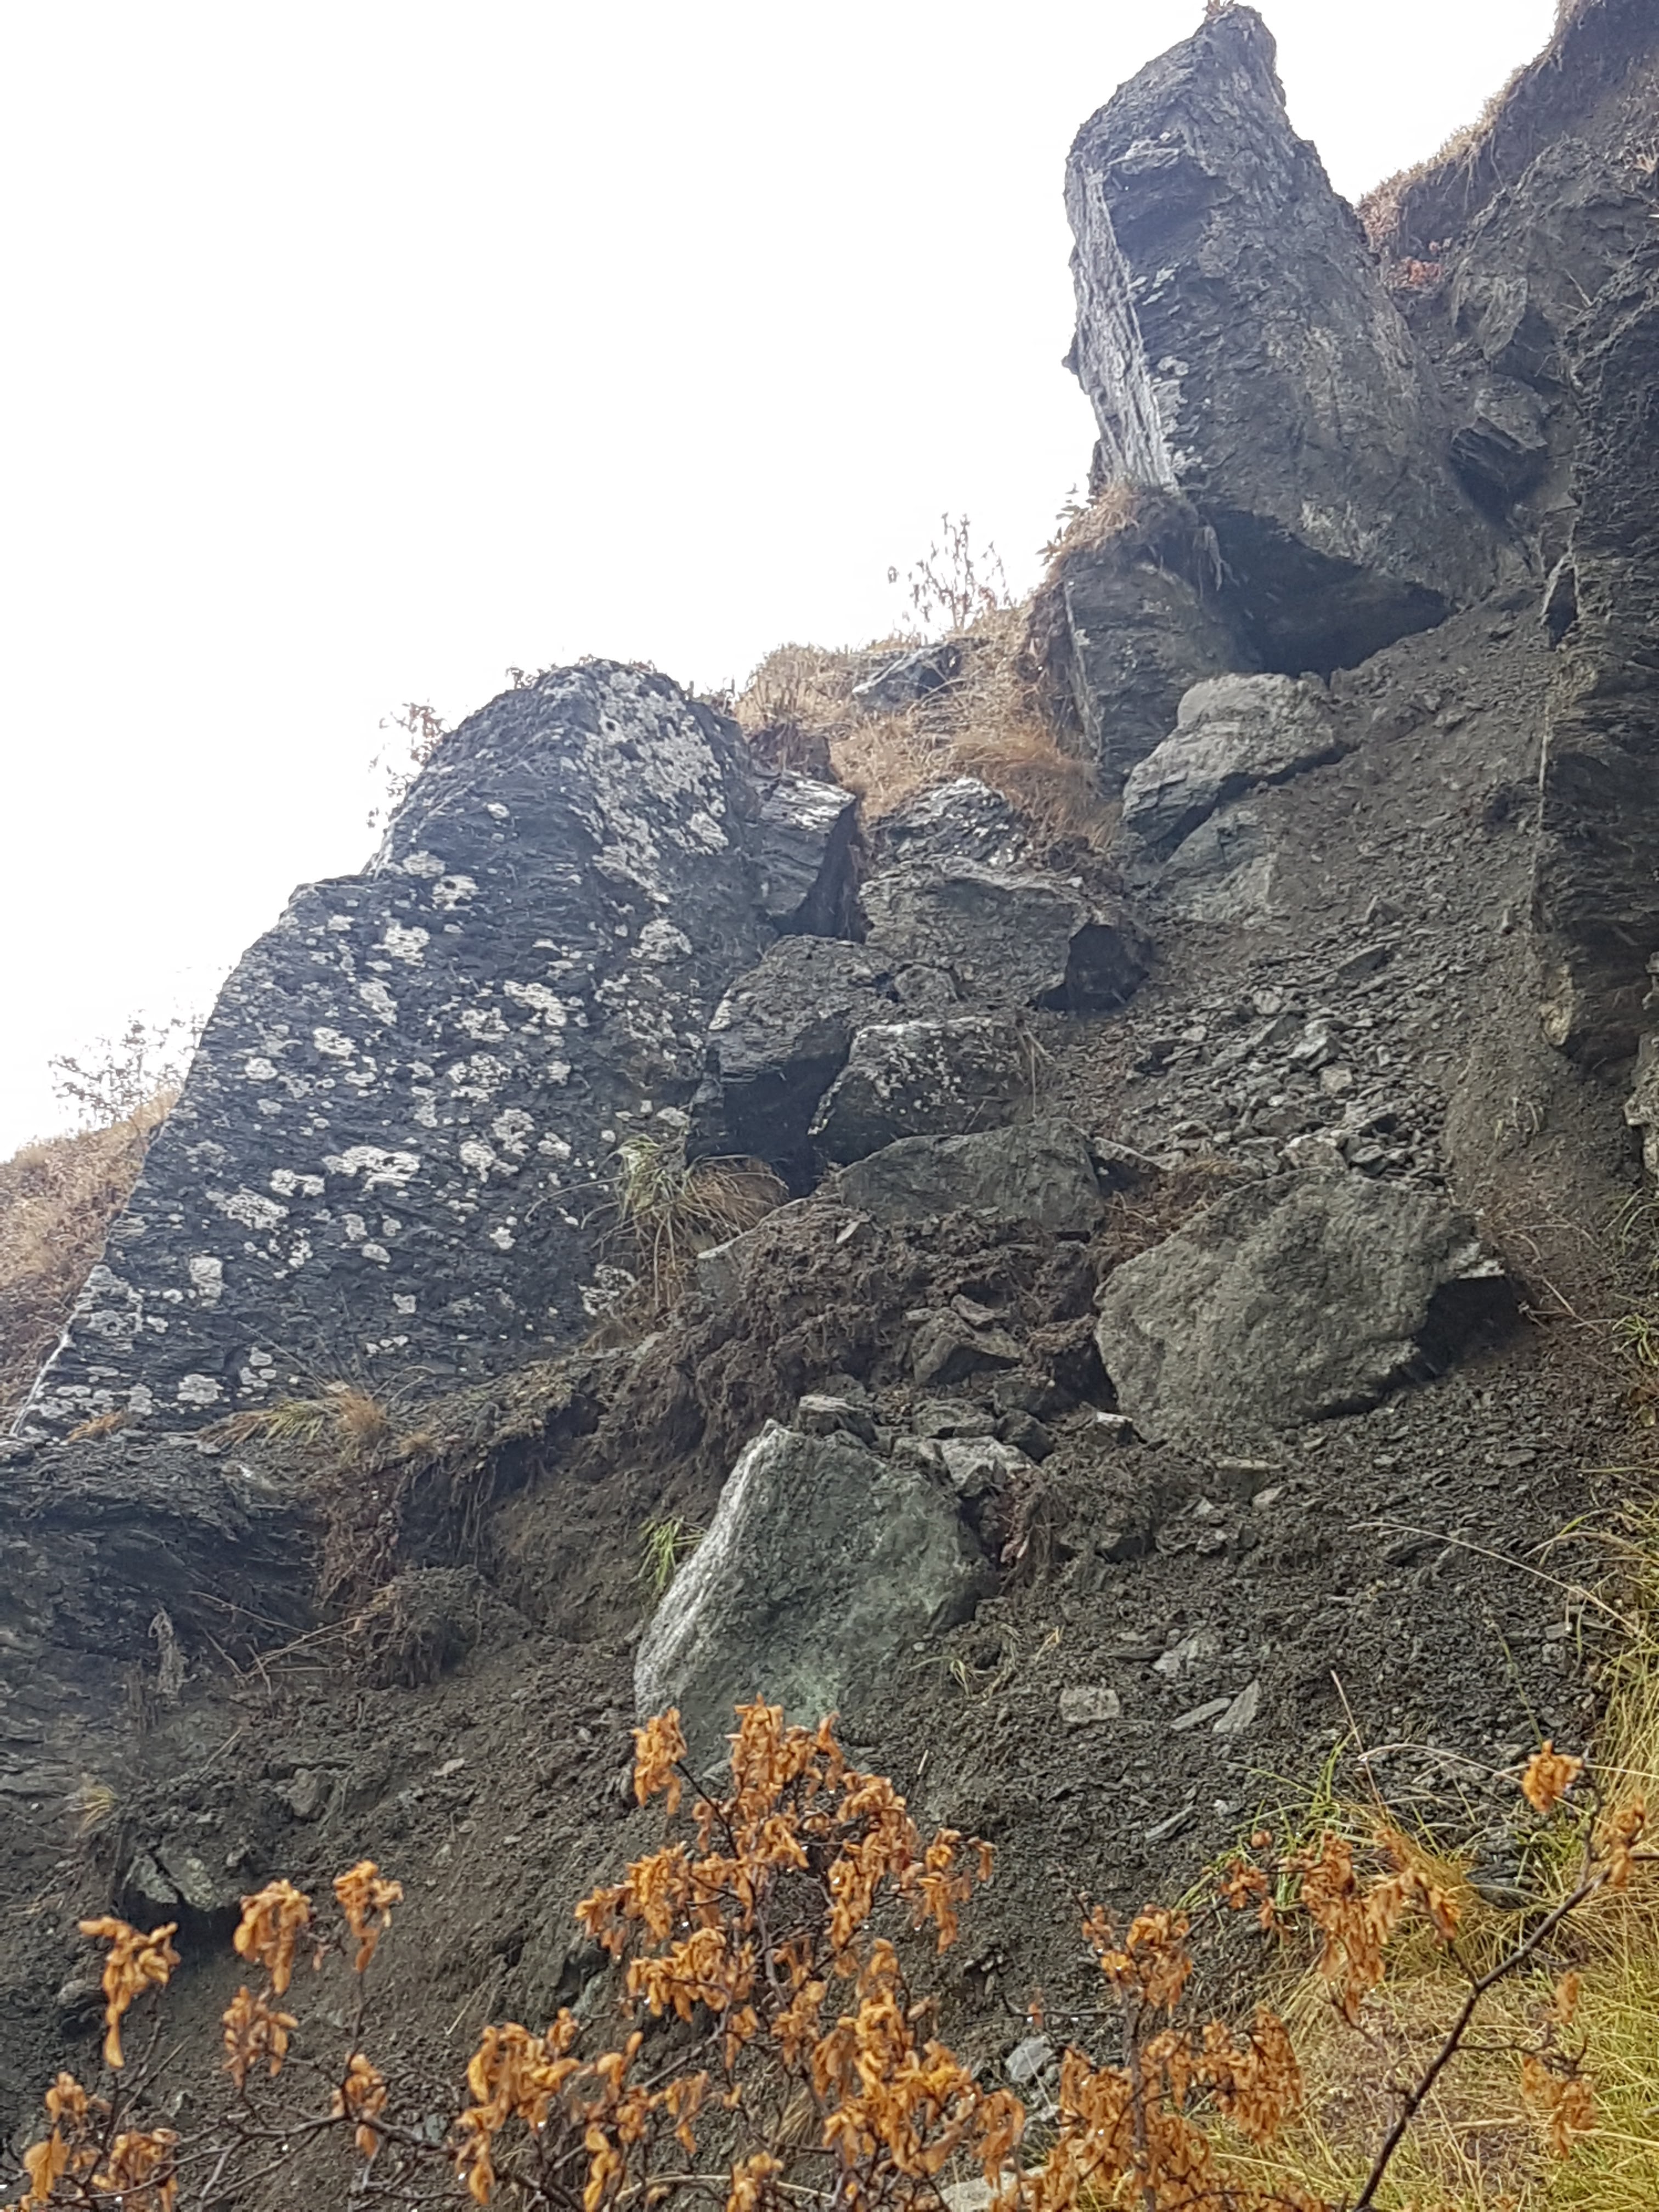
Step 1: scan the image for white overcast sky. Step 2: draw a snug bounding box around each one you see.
[0,0,1556,1155]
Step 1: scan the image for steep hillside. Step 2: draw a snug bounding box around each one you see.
[4,5,1659,2206]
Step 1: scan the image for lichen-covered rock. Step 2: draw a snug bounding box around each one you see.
[1093,1174,1509,1449]
[1122,675,1339,854]
[633,1422,986,1758]
[1065,7,1494,674]
[21,665,778,1434]
[810,1015,1030,1165]
[1531,241,1659,1064]
[833,1119,1104,1234]
[862,864,1150,1013]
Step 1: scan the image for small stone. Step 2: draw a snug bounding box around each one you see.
[1059,1684,1122,1728]
[1154,1628,1221,1679]
[1144,1801,1198,1844]
[1093,1412,1137,1446]
[1319,1064,1356,1096]
[1214,1680,1262,1737]
[1335,943,1392,984]
[997,1410,1055,1460]
[1005,2034,1057,2087]
[913,1400,997,1441]
[795,1395,880,1447]
[280,1769,328,1821]
[939,1437,1030,1500]
[1171,1697,1233,1733]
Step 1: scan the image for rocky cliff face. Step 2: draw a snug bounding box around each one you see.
[4,0,1659,2169]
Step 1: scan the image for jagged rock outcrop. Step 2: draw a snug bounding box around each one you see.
[633,1421,986,1759]
[810,1015,1031,1166]
[1094,1175,1509,1449]
[21,666,857,1435]
[1065,7,1494,676]
[1531,239,1659,1065]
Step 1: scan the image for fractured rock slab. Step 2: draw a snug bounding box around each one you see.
[810,1015,1030,1166]
[1094,1173,1509,1448]
[633,1421,986,1759]
[863,864,1150,1013]
[1122,675,1339,854]
[833,1119,1105,1234]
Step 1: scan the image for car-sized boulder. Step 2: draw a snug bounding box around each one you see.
[1094,1173,1510,1448]
[634,1423,988,1760]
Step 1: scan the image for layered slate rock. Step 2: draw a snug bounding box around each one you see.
[1033,493,1251,783]
[1531,241,1659,1065]
[22,666,789,1434]
[834,1120,1105,1234]
[1094,1174,1509,1448]
[863,865,1150,1013]
[1122,675,1339,854]
[633,1421,987,1759]
[753,771,861,936]
[1065,7,1493,674]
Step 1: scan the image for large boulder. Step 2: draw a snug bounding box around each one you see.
[862,864,1151,1013]
[1065,7,1493,675]
[21,666,779,1434]
[633,1422,987,1759]
[690,938,907,1186]
[1034,507,1250,782]
[810,1015,1030,1166]
[833,1119,1105,1234]
[1531,241,1659,1065]
[1094,1174,1509,1448]
[1122,675,1339,854]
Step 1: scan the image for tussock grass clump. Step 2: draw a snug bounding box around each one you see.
[612,1138,784,1319]
[0,1095,173,1425]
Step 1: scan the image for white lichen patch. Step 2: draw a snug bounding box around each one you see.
[636,919,693,963]
[503,979,568,1026]
[177,1374,224,1407]
[322,1146,421,1190]
[402,850,446,878]
[210,1186,290,1232]
[458,1138,499,1179]
[244,1057,278,1081]
[381,923,429,963]
[269,1168,325,1199]
[432,873,478,910]
[490,1108,535,1155]
[459,1005,510,1042]
[359,977,399,1025]
[313,1027,356,1059]
[187,1256,224,1306]
[488,1225,516,1251]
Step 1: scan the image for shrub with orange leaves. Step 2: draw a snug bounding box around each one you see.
[12,1713,1653,2212]
[75,1917,179,2069]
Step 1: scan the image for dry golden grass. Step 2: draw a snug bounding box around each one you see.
[0,1096,173,1426]
[1358,0,1604,251]
[733,601,1117,854]
[1219,1509,1659,2210]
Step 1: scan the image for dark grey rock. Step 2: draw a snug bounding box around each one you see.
[874,777,1030,873]
[862,864,1150,1013]
[833,1119,1105,1234]
[1094,1173,1509,1448]
[1065,7,1493,674]
[1532,241,1659,1063]
[810,1015,1030,1166]
[1449,380,1551,515]
[633,1421,986,1757]
[22,664,775,1434]
[692,938,899,1184]
[1034,498,1250,782]
[1122,675,1340,853]
[754,771,861,935]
